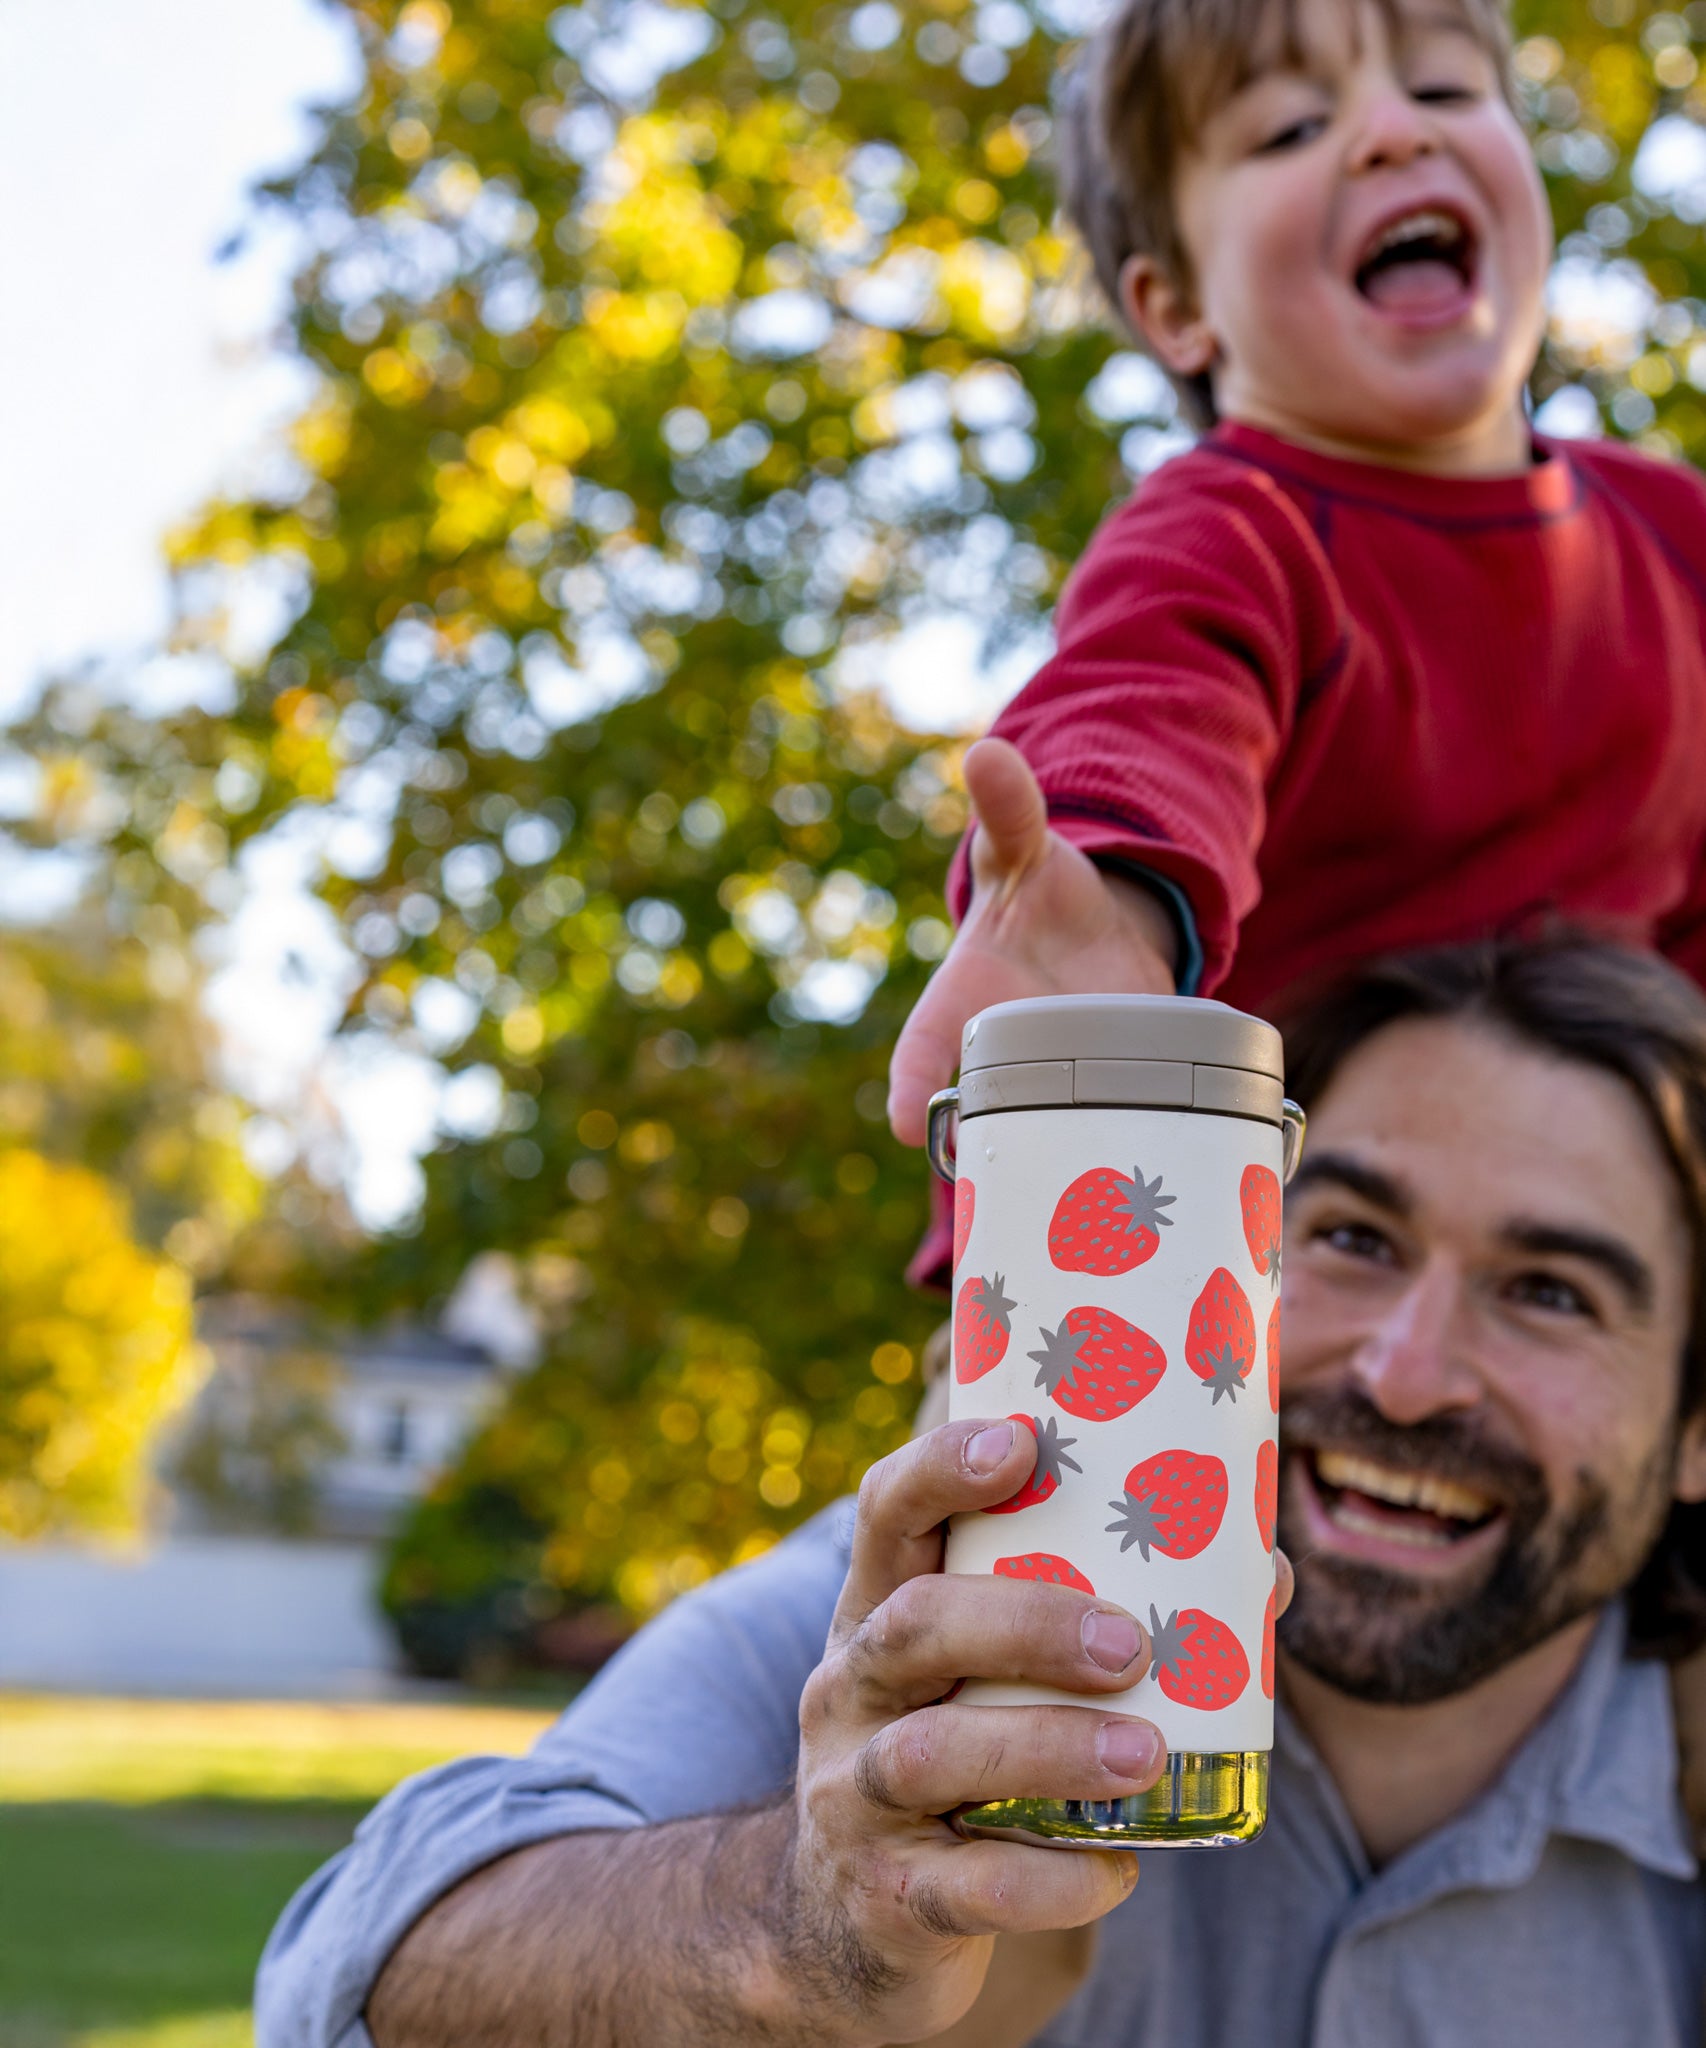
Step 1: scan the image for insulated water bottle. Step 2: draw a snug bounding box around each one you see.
[926,994,1304,1847]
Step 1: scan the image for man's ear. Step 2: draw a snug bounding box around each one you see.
[1675,1406,1706,1504]
[1117,253,1218,380]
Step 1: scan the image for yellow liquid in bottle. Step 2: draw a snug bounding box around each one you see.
[957,1750,1268,1849]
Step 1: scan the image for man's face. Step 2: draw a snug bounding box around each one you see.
[1135,0,1553,468]
[1278,1016,1706,1705]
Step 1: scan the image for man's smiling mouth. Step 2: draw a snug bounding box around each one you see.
[1301,1445,1502,1552]
[1353,207,1477,316]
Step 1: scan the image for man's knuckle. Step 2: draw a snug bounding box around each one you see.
[907,1874,972,1942]
[852,1735,904,1813]
[798,1663,838,1740]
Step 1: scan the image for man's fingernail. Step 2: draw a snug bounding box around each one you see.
[1098,1721,1163,1783]
[965,1423,1015,1473]
[1082,1609,1143,1672]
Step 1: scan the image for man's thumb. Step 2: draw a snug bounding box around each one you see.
[964,737,1048,887]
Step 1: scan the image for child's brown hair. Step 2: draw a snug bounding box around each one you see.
[1054,0,1516,424]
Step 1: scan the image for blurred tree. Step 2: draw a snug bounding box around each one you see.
[0,1148,205,1538]
[9,0,1706,1658]
[0,917,258,1270]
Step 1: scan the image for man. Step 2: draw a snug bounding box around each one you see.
[260,938,1706,2046]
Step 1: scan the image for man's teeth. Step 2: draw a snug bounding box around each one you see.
[1313,1449,1493,1523]
[1366,209,1463,258]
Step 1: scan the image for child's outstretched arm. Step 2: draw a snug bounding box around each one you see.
[887,736,1178,1145]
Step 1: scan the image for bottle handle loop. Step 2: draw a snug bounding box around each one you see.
[926,1087,960,1183]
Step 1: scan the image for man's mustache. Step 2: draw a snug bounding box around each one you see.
[1278,1384,1549,1518]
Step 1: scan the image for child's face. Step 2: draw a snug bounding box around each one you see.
[1124,0,1552,471]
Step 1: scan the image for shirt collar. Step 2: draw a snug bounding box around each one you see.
[1276,1604,1695,1931]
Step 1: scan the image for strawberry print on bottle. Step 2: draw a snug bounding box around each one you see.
[1266,1298,1281,1412]
[1148,1605,1250,1710]
[1261,1585,1276,1700]
[995,1551,1096,1594]
[1254,1440,1277,1552]
[986,1414,1081,1514]
[1047,1165,1175,1275]
[1241,1164,1282,1288]
[1028,1307,1166,1421]
[955,1273,1017,1382]
[1186,1267,1256,1404]
[953,1177,976,1272]
[1104,1450,1227,1562]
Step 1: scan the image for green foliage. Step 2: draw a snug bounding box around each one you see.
[10,0,1706,1648]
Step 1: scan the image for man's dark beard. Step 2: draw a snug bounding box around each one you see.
[1276,1386,1674,1705]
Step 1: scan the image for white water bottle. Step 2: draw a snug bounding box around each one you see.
[927,994,1303,1847]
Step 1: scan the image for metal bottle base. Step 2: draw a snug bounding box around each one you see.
[956,1750,1269,1849]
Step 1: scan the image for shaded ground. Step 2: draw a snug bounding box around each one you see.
[0,1694,562,2048]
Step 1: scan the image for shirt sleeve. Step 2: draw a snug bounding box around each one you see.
[947,451,1345,995]
[252,1502,852,2048]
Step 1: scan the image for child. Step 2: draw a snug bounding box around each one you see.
[891,0,1706,1296]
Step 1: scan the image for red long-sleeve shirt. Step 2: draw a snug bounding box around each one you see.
[915,421,1706,1287]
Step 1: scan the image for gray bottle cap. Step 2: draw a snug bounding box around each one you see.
[957,994,1284,1125]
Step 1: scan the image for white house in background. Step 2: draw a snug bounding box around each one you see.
[316,1322,506,1538]
[174,1255,538,1542]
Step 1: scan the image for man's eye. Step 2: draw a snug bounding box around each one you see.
[1256,114,1327,152]
[1315,1220,1394,1263]
[1505,1272,1596,1319]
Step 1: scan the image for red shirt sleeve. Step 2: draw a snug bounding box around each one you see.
[947,448,1347,993]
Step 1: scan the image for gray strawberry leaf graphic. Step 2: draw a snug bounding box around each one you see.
[1198,1343,1249,1405]
[1028,1317,1089,1398]
[1031,1415,1082,1488]
[1117,1168,1176,1240]
[972,1274,1017,1333]
[1105,1486,1166,1560]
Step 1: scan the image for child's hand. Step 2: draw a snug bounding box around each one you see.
[888,737,1179,1146]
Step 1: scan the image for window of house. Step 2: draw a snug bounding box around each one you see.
[382,1401,411,1464]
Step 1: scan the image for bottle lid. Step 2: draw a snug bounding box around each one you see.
[957,994,1284,1126]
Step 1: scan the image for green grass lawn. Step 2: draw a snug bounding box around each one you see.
[0,1695,561,2048]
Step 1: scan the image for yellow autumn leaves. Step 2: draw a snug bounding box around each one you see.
[0,1149,205,1540]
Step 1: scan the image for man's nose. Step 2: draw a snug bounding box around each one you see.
[1346,1258,1482,1423]
[1346,84,1440,175]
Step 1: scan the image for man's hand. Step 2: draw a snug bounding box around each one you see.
[775,1415,1169,2044]
[888,738,1179,1146]
[367,1413,1292,2048]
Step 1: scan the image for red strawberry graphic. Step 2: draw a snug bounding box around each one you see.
[1028,1307,1166,1421]
[953,1177,976,1271]
[1261,1584,1276,1700]
[955,1273,1017,1382]
[985,1413,1082,1514]
[1048,1164,1175,1275]
[1186,1267,1256,1405]
[995,1551,1096,1595]
[1105,1449,1227,1562]
[1254,1439,1278,1551]
[1266,1298,1281,1413]
[1148,1605,1250,1710]
[1241,1163,1282,1288]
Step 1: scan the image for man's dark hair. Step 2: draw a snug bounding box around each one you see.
[1054,0,1514,426]
[1277,933,1706,1661]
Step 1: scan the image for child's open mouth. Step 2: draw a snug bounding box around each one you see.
[1352,207,1477,319]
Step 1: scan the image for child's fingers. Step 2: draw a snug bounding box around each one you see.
[964,738,1050,889]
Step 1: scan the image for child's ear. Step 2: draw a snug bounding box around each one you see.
[1118,254,1218,380]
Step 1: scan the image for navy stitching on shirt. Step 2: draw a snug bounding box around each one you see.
[1574,458,1706,612]
[1046,793,1177,846]
[1205,436,1586,532]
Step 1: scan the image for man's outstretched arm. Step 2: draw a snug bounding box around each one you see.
[368,1810,1098,2048]
[367,1417,1171,2048]
[367,1805,820,2048]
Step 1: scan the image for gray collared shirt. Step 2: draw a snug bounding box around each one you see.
[256,1502,1704,2048]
